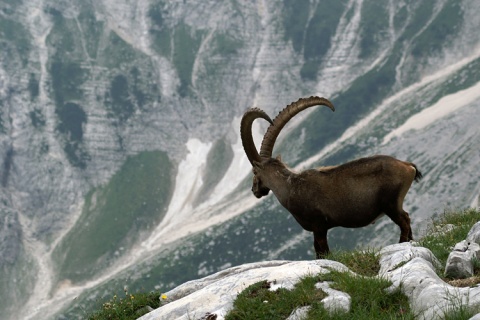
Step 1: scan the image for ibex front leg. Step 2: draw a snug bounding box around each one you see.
[313,229,330,259]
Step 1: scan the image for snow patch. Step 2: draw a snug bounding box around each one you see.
[202,116,263,207]
[383,80,480,144]
[144,138,212,246]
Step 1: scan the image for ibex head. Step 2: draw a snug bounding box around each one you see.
[241,96,335,199]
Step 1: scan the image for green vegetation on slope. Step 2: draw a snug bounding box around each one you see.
[172,24,204,97]
[148,3,205,98]
[46,8,92,168]
[0,14,32,66]
[52,151,173,284]
[282,0,348,81]
[88,289,161,320]
[358,1,389,58]
[410,0,463,58]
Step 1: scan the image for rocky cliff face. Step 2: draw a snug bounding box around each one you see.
[0,0,479,319]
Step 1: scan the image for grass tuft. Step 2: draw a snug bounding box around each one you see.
[225,276,326,320]
[87,290,161,320]
[324,247,380,276]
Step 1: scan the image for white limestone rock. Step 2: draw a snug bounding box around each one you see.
[469,312,480,320]
[137,260,349,320]
[467,222,480,245]
[380,243,480,320]
[286,306,311,320]
[444,240,480,279]
[445,250,474,278]
[316,281,351,314]
[378,242,441,276]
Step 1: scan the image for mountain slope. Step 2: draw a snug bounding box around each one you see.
[0,1,479,319]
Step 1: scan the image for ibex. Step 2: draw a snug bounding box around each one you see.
[240,96,422,258]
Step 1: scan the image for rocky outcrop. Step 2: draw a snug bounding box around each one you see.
[138,260,350,320]
[139,238,480,320]
[444,240,480,279]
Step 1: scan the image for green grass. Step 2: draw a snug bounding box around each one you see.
[324,247,380,277]
[149,20,204,97]
[88,289,162,320]
[314,271,413,320]
[29,109,46,129]
[101,32,138,69]
[226,276,327,320]
[212,33,243,56]
[282,0,310,54]
[106,74,135,122]
[28,73,39,101]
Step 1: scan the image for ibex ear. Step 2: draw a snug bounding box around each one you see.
[276,154,282,161]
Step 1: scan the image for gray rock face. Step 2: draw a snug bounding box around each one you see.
[444,223,480,279]
[468,223,480,245]
[444,240,480,278]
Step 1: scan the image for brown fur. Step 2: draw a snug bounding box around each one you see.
[252,155,421,257]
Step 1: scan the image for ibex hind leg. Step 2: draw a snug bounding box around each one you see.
[386,209,413,243]
[313,230,330,259]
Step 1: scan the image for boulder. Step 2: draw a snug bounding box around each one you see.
[286,306,310,320]
[467,222,480,245]
[444,240,480,278]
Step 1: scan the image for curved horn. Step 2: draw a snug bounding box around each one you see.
[259,96,335,158]
[240,108,274,165]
